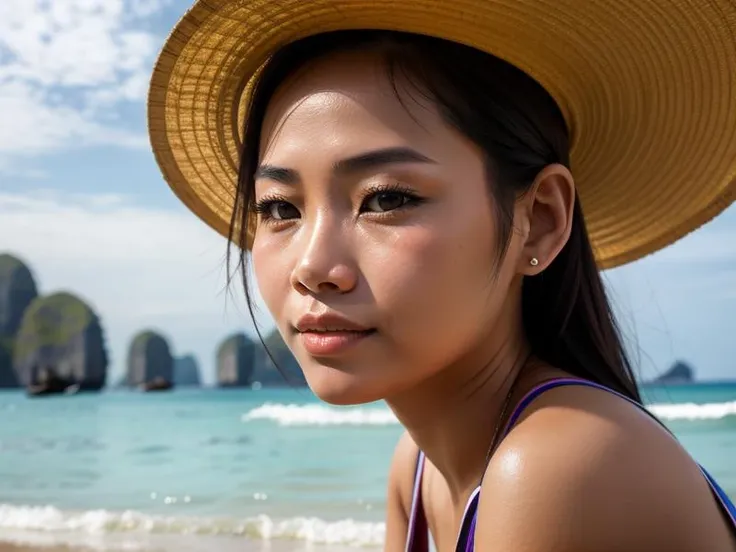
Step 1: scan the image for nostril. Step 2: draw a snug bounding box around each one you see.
[318,282,341,292]
[292,262,358,295]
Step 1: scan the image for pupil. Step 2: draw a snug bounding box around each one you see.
[377,193,403,211]
[276,203,296,219]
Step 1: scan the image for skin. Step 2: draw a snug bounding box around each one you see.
[250,50,736,551]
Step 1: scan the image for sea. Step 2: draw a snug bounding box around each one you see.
[0,383,734,551]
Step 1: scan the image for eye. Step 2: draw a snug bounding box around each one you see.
[362,191,414,213]
[268,201,300,220]
[254,198,300,221]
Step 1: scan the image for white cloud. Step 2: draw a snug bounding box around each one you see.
[0,81,146,156]
[0,0,164,89]
[0,190,274,386]
[0,0,171,168]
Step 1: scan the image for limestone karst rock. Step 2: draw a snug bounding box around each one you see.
[0,346,17,388]
[216,333,255,387]
[251,329,306,387]
[13,292,108,390]
[174,354,201,386]
[0,254,38,388]
[126,330,174,387]
[652,360,695,384]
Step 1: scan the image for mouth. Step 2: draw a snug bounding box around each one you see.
[293,313,376,356]
[294,312,373,333]
[297,329,376,356]
[296,322,376,357]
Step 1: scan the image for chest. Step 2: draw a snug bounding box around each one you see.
[420,470,480,552]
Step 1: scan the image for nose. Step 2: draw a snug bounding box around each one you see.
[290,217,358,295]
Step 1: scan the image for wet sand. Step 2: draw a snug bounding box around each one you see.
[0,546,79,552]
[0,545,360,552]
[0,535,363,552]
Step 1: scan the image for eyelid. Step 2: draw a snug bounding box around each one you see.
[359,181,418,200]
[252,192,290,212]
[251,194,300,226]
[358,182,426,214]
[253,181,424,221]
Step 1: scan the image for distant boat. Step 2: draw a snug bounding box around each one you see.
[139,377,173,392]
[26,368,77,397]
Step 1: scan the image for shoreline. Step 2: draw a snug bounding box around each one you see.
[0,547,74,552]
[0,544,367,552]
[0,531,376,552]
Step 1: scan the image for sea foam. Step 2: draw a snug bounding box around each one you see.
[242,400,736,427]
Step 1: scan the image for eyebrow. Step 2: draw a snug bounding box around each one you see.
[254,147,435,185]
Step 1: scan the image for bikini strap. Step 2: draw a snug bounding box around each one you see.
[499,377,643,439]
[405,451,429,552]
[497,377,736,527]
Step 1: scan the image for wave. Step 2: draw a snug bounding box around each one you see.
[648,401,736,421]
[0,504,384,548]
[243,400,736,427]
[242,403,397,426]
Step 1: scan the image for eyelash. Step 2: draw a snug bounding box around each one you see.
[252,193,291,219]
[252,183,425,223]
[359,182,425,213]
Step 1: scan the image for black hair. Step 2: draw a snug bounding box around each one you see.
[228,30,641,402]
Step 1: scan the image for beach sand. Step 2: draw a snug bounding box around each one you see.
[0,533,365,552]
[0,543,360,552]
[0,545,362,552]
[0,541,324,552]
[0,545,92,552]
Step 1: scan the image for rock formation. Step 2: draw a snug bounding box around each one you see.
[0,346,17,388]
[251,329,306,387]
[174,354,201,386]
[13,292,108,390]
[652,360,695,384]
[216,333,255,387]
[0,254,38,388]
[126,330,174,388]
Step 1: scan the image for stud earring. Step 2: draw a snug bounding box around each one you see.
[530,257,539,267]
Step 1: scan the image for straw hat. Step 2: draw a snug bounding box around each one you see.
[148,0,736,269]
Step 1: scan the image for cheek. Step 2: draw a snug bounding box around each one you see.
[251,237,292,320]
[364,214,496,355]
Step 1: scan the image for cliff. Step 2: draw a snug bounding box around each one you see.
[0,344,19,388]
[652,361,695,384]
[174,354,201,386]
[126,330,174,387]
[216,332,255,387]
[13,292,108,390]
[0,254,39,388]
[251,329,306,387]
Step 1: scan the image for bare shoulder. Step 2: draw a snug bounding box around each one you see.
[384,431,420,552]
[388,430,420,509]
[475,384,735,552]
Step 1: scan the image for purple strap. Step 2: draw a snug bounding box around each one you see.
[405,377,736,551]
[405,452,428,552]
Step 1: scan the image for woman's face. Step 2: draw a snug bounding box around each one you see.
[251,50,525,405]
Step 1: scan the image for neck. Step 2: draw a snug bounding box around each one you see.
[385,322,530,504]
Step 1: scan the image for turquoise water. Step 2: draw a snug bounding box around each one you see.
[0,383,734,550]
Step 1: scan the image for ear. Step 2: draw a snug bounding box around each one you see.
[516,164,575,274]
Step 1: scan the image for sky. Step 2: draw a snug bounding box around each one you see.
[0,0,734,385]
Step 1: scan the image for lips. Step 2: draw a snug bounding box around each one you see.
[294,313,376,356]
[294,313,372,334]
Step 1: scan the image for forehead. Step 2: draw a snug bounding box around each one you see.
[258,50,451,159]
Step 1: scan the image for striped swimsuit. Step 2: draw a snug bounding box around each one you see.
[405,377,736,552]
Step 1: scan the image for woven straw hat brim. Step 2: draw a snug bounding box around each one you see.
[148,0,736,269]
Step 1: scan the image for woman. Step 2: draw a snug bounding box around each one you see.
[148,1,736,550]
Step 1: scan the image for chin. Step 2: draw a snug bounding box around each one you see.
[303,364,387,406]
